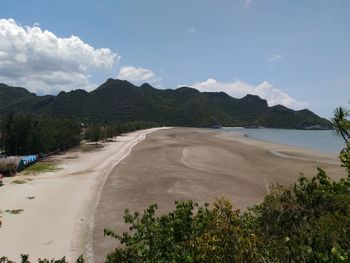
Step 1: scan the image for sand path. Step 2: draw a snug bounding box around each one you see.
[0,128,165,262]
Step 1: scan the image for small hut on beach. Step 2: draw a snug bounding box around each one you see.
[0,157,24,176]
[0,155,39,176]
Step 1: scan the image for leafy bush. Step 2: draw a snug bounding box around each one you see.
[104,168,350,263]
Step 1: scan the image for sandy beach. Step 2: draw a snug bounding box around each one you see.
[0,127,347,262]
[0,128,164,262]
[92,128,346,262]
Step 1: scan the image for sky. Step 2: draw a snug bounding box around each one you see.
[0,0,349,118]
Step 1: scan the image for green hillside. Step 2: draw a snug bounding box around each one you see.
[0,79,332,129]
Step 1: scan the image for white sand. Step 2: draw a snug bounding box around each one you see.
[0,128,165,262]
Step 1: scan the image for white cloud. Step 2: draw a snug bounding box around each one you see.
[189,78,308,110]
[269,54,283,62]
[0,18,120,94]
[117,66,160,85]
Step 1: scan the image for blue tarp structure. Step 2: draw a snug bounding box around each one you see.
[21,155,38,166]
[0,155,38,176]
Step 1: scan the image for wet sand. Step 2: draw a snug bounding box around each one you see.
[92,128,346,262]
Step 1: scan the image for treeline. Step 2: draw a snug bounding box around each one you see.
[0,113,81,155]
[0,113,159,155]
[83,121,158,142]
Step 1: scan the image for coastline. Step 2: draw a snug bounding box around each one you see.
[218,130,341,165]
[221,127,343,154]
[0,127,346,262]
[0,127,165,262]
[92,127,346,261]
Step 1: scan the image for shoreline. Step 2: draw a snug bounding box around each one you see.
[92,128,346,261]
[216,130,341,165]
[82,127,168,262]
[0,127,166,262]
[221,127,342,155]
[0,127,346,262]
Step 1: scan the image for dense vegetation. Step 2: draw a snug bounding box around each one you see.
[0,113,81,155]
[104,171,350,262]
[0,104,348,262]
[0,80,331,129]
[0,114,158,154]
[0,112,160,155]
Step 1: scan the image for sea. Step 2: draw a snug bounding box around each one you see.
[222,127,345,154]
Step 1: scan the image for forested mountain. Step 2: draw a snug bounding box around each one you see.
[0,79,331,129]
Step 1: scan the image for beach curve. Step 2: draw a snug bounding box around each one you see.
[0,127,166,262]
[92,128,346,261]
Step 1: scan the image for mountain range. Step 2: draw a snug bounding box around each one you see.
[0,79,331,129]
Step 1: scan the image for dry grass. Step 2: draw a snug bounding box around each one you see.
[23,162,60,175]
[5,209,24,214]
[80,143,104,152]
[63,156,79,159]
[11,179,27,184]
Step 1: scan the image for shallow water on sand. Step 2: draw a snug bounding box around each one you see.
[223,128,344,154]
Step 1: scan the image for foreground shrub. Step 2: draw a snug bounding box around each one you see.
[247,168,350,262]
[104,198,262,263]
[105,168,350,263]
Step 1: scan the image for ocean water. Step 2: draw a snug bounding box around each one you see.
[222,127,345,154]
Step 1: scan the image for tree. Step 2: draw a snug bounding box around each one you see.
[106,125,118,139]
[89,125,102,144]
[332,102,350,173]
[332,107,350,143]
[0,114,81,155]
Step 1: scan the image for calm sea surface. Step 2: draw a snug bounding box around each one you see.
[222,127,344,154]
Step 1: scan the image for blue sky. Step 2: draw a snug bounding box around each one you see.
[0,0,349,118]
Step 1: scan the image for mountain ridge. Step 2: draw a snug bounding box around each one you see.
[0,79,332,129]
